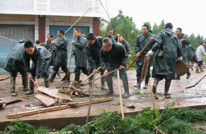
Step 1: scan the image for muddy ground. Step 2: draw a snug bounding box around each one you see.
[1,69,206,131]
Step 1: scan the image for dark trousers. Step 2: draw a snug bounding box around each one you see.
[136,64,150,78]
[74,66,88,77]
[31,58,51,79]
[106,66,129,92]
[198,60,203,67]
[53,64,68,73]
[10,69,27,78]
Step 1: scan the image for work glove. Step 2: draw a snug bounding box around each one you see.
[178,56,183,60]
[147,50,153,56]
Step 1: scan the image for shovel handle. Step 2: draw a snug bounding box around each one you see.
[81,67,101,85]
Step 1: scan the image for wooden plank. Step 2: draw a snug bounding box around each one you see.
[6,97,113,119]
[34,94,56,107]
[58,94,73,101]
[36,87,60,98]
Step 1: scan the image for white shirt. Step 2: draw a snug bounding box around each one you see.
[195,45,206,61]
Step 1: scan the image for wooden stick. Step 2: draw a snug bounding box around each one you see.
[62,28,75,81]
[148,80,155,108]
[82,68,119,86]
[127,40,151,70]
[185,74,206,89]
[117,70,124,119]
[86,72,96,124]
[6,97,113,119]
[81,67,101,85]
[154,125,166,134]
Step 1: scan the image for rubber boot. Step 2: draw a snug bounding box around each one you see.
[122,78,130,98]
[196,66,200,73]
[105,78,114,96]
[49,71,57,82]
[186,71,191,79]
[164,79,172,97]
[10,76,16,93]
[101,77,107,90]
[143,76,149,89]
[22,77,29,91]
[44,78,49,88]
[135,76,141,89]
[200,65,204,72]
[152,77,160,99]
[75,76,80,82]
[25,79,34,95]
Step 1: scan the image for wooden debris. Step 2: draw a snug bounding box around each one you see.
[6,99,22,105]
[34,94,57,107]
[18,94,36,99]
[0,99,6,109]
[6,97,113,119]
[37,87,60,98]
[11,93,17,96]
[0,76,10,81]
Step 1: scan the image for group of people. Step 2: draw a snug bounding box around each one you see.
[4,22,205,99]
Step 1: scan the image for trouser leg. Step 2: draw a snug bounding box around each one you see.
[10,70,17,93]
[49,65,60,82]
[20,70,29,91]
[74,66,81,81]
[143,65,151,89]
[135,65,142,88]
[25,67,36,95]
[105,72,114,95]
[164,79,172,96]
[120,69,130,98]
[152,77,160,99]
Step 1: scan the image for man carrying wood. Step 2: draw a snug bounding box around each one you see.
[147,23,182,99]
[176,28,191,79]
[135,24,155,89]
[4,39,29,94]
[100,37,129,98]
[49,29,69,82]
[86,33,106,90]
[71,28,88,82]
[23,41,51,95]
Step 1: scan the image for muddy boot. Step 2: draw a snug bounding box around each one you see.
[143,76,149,89]
[122,76,130,98]
[200,65,204,72]
[196,66,200,73]
[105,80,114,96]
[186,71,191,79]
[22,77,29,91]
[25,79,34,95]
[153,77,160,99]
[44,78,49,88]
[63,75,70,83]
[164,79,172,97]
[101,77,107,90]
[134,76,141,89]
[49,71,57,83]
[122,87,130,98]
[10,76,16,93]
[74,76,80,82]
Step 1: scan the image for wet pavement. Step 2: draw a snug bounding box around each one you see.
[1,69,206,130]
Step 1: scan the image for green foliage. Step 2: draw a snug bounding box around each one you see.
[55,124,84,134]
[2,104,206,134]
[59,89,67,94]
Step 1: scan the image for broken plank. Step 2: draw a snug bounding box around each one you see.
[6,97,113,119]
[6,99,22,105]
[36,87,60,98]
[34,94,57,107]
[18,94,36,99]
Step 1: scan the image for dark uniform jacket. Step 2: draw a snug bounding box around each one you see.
[152,28,182,79]
[4,40,27,72]
[178,33,190,64]
[120,40,131,56]
[86,36,103,69]
[73,34,87,67]
[99,43,127,71]
[53,36,68,66]
[135,33,155,66]
[23,45,51,79]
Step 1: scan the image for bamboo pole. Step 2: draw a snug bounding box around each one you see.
[117,70,124,119]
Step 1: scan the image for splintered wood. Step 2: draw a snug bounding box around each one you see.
[6,97,113,119]
[34,94,57,107]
